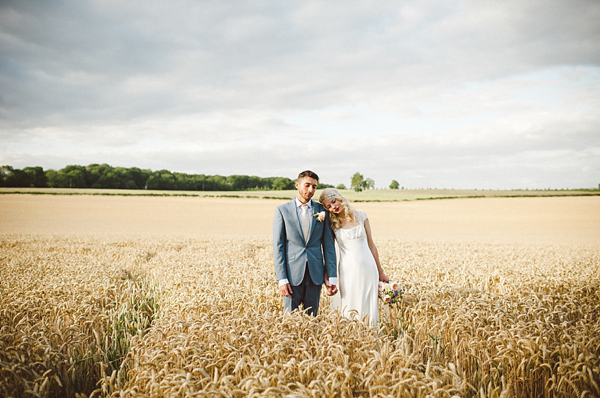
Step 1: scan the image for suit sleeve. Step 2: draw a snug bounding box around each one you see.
[273,206,287,281]
[323,212,337,278]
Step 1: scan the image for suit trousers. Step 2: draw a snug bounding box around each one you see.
[284,263,322,316]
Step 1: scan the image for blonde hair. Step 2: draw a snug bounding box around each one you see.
[318,188,355,231]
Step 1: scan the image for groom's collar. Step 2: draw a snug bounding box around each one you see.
[294,197,313,209]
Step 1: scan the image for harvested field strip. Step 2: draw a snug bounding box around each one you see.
[3,196,599,246]
[1,236,599,397]
[1,187,598,202]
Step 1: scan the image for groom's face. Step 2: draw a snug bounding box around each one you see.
[295,176,318,203]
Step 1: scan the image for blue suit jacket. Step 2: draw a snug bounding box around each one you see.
[273,199,337,286]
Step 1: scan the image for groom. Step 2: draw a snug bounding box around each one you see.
[273,170,337,316]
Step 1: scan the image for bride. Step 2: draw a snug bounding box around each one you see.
[319,188,389,326]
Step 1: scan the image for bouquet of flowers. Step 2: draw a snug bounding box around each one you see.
[378,281,404,305]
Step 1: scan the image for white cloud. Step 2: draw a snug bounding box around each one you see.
[1,0,599,189]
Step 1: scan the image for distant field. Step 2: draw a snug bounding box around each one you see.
[2,195,599,244]
[1,186,597,201]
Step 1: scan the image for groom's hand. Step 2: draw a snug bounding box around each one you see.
[324,276,338,296]
[279,283,292,298]
[326,284,338,296]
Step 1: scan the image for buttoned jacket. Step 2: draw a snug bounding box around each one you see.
[273,199,336,285]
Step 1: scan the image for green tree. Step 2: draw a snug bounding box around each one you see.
[24,166,48,187]
[336,184,347,190]
[2,162,336,192]
[351,172,364,192]
[390,180,400,189]
[86,164,113,187]
[317,182,334,189]
[96,167,138,189]
[45,169,64,188]
[174,172,198,190]
[48,165,87,188]
[272,177,294,190]
[0,166,30,187]
[210,175,228,190]
[146,170,175,190]
[128,167,151,189]
[0,166,7,186]
[364,178,375,190]
[246,175,264,190]
[194,174,207,191]
[227,175,250,190]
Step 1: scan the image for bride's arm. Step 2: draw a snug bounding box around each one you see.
[364,218,389,282]
[324,236,339,296]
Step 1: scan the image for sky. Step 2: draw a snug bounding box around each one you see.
[1,0,599,189]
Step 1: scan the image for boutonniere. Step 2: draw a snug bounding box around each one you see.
[313,211,326,222]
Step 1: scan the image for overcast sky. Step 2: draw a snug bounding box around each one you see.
[1,0,599,189]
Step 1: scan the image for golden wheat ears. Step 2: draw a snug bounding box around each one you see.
[1,237,598,397]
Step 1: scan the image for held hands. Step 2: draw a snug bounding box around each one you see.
[324,273,338,296]
[280,281,336,296]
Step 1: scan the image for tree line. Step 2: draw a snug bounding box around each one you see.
[350,172,400,191]
[0,164,332,191]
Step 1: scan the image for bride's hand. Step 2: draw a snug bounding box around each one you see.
[323,272,337,296]
[379,272,389,283]
[326,284,338,296]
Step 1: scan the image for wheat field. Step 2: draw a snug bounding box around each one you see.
[1,195,599,397]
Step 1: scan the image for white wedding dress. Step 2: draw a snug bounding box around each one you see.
[330,211,379,326]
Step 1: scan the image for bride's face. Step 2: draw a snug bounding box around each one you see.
[322,197,343,214]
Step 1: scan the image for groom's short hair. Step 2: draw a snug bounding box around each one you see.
[298,170,319,182]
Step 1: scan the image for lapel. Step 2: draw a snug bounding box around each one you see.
[306,200,318,242]
[287,200,304,240]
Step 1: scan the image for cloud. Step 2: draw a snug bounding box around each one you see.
[1,0,599,189]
